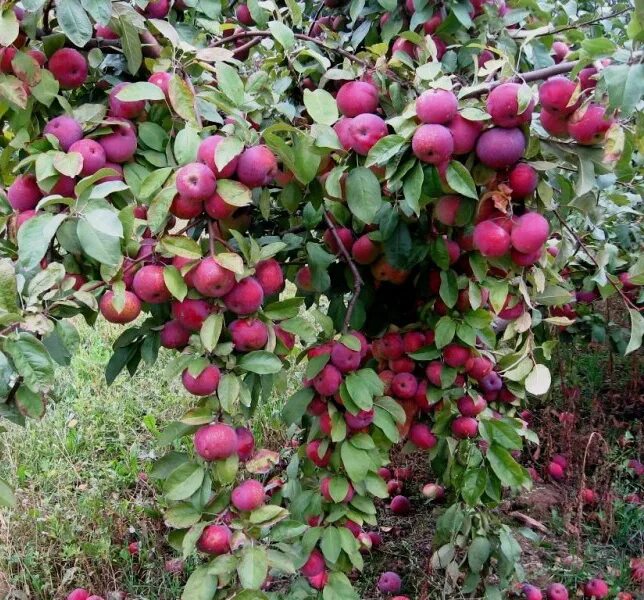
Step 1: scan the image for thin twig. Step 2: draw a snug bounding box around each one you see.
[323,212,363,332]
[553,209,642,312]
[208,220,217,257]
[307,3,325,37]
[510,7,631,39]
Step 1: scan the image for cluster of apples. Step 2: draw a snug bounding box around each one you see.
[191,422,270,555]
[538,74,614,144]
[519,576,610,600]
[100,248,289,395]
[66,588,104,600]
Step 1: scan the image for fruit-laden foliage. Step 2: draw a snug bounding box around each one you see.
[0,0,642,598]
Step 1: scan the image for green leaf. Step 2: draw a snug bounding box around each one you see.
[468,537,491,573]
[446,161,477,199]
[365,135,406,167]
[174,125,200,164]
[603,64,644,118]
[0,478,16,508]
[486,444,529,489]
[215,137,244,173]
[80,0,111,25]
[119,17,142,75]
[116,81,165,101]
[164,462,205,501]
[345,373,373,410]
[77,216,122,266]
[181,566,217,600]
[439,270,458,309]
[625,308,644,355]
[0,9,19,47]
[303,89,338,126]
[403,161,424,215]
[4,333,55,392]
[238,351,282,374]
[282,387,314,425]
[57,0,92,47]
[15,385,46,419]
[435,316,456,348]
[216,63,244,106]
[237,546,268,590]
[462,467,487,506]
[169,75,198,125]
[321,527,342,562]
[200,313,223,353]
[524,363,551,396]
[0,258,18,314]
[216,179,252,207]
[268,20,295,49]
[163,265,187,301]
[324,572,359,600]
[340,441,371,482]
[346,167,383,224]
[159,235,202,259]
[0,74,28,108]
[18,213,67,270]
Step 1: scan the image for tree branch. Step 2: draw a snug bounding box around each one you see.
[510,7,631,39]
[552,209,642,313]
[307,3,325,37]
[460,60,580,98]
[323,212,363,332]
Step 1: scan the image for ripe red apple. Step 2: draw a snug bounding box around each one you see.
[378,571,402,594]
[476,127,526,169]
[170,194,203,219]
[235,426,254,461]
[148,71,171,96]
[307,570,328,590]
[300,549,325,577]
[547,461,565,481]
[99,290,142,324]
[306,439,331,467]
[48,48,88,88]
[323,227,354,255]
[421,482,445,500]
[159,320,190,349]
[390,494,411,515]
[391,372,418,399]
[457,395,487,417]
[538,77,579,116]
[223,276,264,314]
[349,113,388,155]
[473,220,511,257]
[447,113,484,155]
[145,0,170,18]
[522,584,543,600]
[98,119,138,163]
[197,524,231,555]
[345,409,374,430]
[43,116,83,151]
[312,364,342,396]
[416,89,458,125]
[194,422,238,460]
[351,234,381,264]
[567,104,613,145]
[330,341,361,373]
[551,41,570,63]
[8,174,43,211]
[336,81,379,117]
[197,134,240,178]
[229,318,268,351]
[511,212,549,254]
[486,82,534,128]
[411,123,454,164]
[132,264,171,304]
[69,139,107,177]
[193,257,236,297]
[182,364,221,396]
[231,479,265,511]
[109,82,146,119]
[409,423,437,449]
[451,416,478,439]
[333,116,354,150]
[235,3,254,25]
[508,163,538,199]
[67,590,90,600]
[236,145,278,188]
[540,108,570,137]
[176,162,217,201]
[545,583,569,600]
[443,343,470,367]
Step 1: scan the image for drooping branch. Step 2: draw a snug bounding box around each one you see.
[510,6,632,39]
[552,209,642,313]
[460,60,579,98]
[323,212,363,332]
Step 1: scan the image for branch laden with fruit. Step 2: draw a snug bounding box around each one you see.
[0,0,642,599]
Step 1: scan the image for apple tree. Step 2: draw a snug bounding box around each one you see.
[0,0,642,598]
